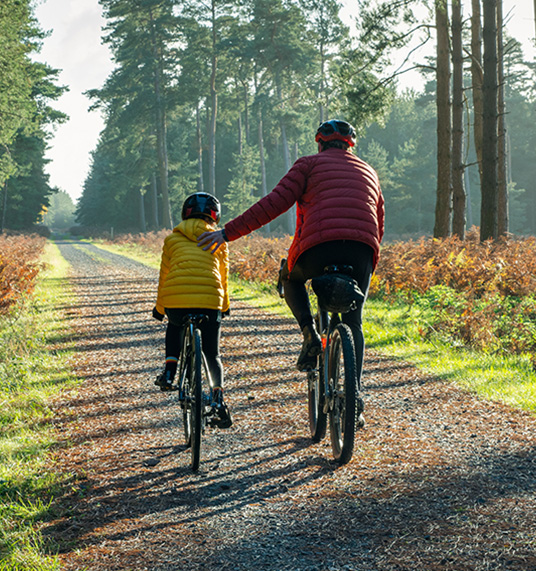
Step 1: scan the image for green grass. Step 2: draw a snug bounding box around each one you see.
[0,241,77,570]
[91,240,536,414]
[363,297,536,412]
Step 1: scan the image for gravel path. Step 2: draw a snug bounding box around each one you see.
[43,240,536,571]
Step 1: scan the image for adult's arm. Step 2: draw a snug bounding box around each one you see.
[198,156,310,252]
[225,157,309,240]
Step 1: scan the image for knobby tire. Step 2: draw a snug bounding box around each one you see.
[328,323,358,465]
[307,354,327,442]
[182,347,192,448]
[190,328,203,471]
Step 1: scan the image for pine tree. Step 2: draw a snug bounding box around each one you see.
[433,0,452,238]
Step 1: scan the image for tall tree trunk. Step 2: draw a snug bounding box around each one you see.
[208,0,218,198]
[277,81,295,234]
[149,9,172,229]
[465,169,473,228]
[237,102,243,156]
[242,81,249,145]
[139,189,146,232]
[319,36,326,123]
[1,181,7,233]
[433,0,452,238]
[497,0,508,236]
[151,172,159,229]
[257,108,270,233]
[451,0,466,239]
[480,0,498,241]
[534,0,536,39]
[471,0,484,187]
[196,103,204,192]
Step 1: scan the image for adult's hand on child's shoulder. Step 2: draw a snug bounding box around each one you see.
[152,307,165,321]
[197,229,225,254]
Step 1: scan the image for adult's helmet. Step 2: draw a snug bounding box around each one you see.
[315,119,356,147]
[181,192,221,224]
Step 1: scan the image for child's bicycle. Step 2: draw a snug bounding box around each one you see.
[174,313,223,471]
[278,261,365,465]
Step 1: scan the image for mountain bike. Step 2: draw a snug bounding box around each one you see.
[307,266,365,465]
[278,261,365,465]
[174,313,217,471]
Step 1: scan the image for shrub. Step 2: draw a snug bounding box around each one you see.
[106,229,536,358]
[0,234,46,314]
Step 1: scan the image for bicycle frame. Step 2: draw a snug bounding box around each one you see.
[317,308,339,414]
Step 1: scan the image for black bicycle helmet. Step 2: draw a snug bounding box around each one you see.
[181,192,221,224]
[315,119,356,147]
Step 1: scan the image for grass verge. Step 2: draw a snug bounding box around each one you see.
[0,241,76,570]
[90,240,536,414]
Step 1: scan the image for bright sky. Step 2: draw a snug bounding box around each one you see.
[34,0,535,202]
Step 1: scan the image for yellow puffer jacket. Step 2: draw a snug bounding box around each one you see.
[155,218,230,314]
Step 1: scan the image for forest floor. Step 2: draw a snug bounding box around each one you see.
[42,240,536,571]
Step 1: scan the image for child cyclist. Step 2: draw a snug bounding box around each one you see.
[152,192,232,428]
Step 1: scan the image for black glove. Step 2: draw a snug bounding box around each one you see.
[222,308,230,318]
[152,307,165,321]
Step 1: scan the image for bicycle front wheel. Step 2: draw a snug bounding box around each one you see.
[328,323,359,465]
[189,328,203,471]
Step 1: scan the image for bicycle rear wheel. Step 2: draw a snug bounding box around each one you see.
[181,352,193,447]
[307,354,327,442]
[328,323,359,465]
[189,328,203,471]
[183,378,192,448]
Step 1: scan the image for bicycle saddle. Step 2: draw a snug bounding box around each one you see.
[324,264,353,276]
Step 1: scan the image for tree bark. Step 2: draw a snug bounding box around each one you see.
[497,0,508,236]
[480,0,498,241]
[319,29,326,123]
[208,0,218,198]
[534,0,536,39]
[433,0,452,238]
[1,181,7,233]
[149,9,172,229]
[242,81,249,145]
[257,109,270,233]
[277,81,295,234]
[196,104,204,192]
[471,0,484,187]
[139,189,146,233]
[451,0,466,239]
[151,172,159,229]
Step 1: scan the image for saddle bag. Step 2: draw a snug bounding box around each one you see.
[311,273,365,314]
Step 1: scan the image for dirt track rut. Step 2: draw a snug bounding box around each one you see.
[43,240,536,571]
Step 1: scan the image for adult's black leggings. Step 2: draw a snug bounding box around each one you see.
[281,240,374,383]
[164,308,223,388]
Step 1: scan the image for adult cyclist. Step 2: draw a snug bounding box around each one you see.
[198,119,384,405]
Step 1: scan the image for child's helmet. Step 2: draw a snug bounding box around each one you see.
[315,119,356,147]
[182,192,221,224]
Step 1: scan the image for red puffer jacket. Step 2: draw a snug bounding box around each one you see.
[225,147,385,271]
